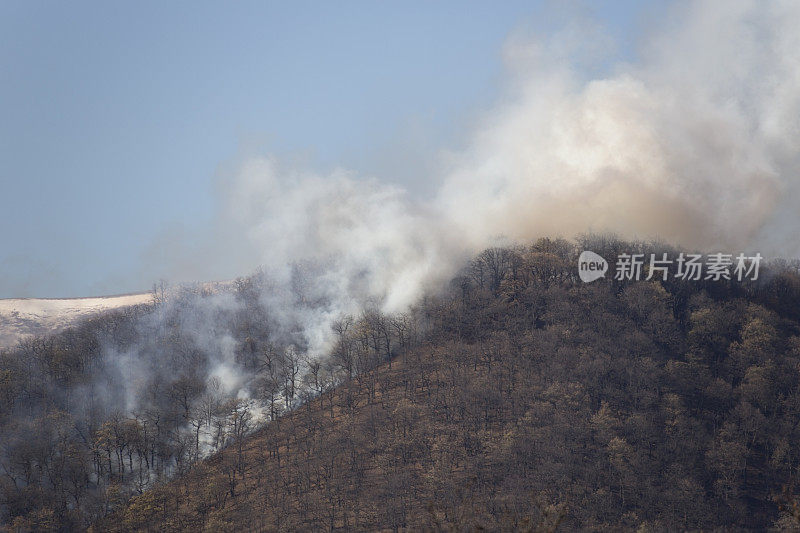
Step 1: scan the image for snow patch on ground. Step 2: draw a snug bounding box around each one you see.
[0,293,152,350]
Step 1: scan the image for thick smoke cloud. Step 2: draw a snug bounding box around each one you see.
[439,0,799,255]
[209,0,800,320]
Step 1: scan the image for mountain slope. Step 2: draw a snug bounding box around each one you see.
[98,240,800,531]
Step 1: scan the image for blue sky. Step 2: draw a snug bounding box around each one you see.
[0,1,661,297]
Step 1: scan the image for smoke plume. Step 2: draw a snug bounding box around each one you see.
[205,0,800,328]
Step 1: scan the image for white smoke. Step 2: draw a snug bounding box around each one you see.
[438,0,800,254]
[227,157,460,312]
[215,156,463,355]
[207,0,800,334]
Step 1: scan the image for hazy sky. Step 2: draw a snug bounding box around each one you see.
[0,1,660,298]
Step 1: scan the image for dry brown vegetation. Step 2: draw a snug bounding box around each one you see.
[96,238,800,531]
[5,237,800,531]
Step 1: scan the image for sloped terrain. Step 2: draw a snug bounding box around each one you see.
[96,240,800,532]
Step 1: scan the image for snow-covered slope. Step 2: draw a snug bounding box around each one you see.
[0,293,152,350]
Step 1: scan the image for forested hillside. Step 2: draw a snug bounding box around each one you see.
[4,237,800,531]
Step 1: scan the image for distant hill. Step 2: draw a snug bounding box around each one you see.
[0,293,152,350]
[0,280,238,351]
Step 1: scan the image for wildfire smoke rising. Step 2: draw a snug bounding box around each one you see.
[206,0,800,322]
[66,0,800,421]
